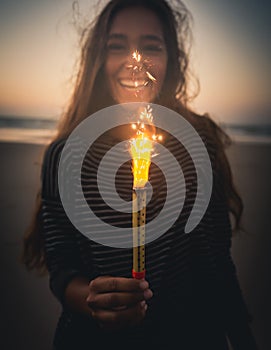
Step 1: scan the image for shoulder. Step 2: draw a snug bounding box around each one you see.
[186,111,232,164]
[43,137,67,167]
[186,112,230,145]
[42,137,69,179]
[41,137,68,199]
[174,111,234,197]
[41,135,89,199]
[42,135,85,171]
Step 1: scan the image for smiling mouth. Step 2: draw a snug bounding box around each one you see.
[119,79,149,90]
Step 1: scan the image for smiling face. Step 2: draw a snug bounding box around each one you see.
[105,6,168,104]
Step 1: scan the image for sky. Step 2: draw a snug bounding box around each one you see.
[0,0,270,125]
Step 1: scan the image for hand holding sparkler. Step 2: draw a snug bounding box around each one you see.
[86,276,153,330]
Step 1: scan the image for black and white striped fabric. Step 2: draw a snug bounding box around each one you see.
[41,117,252,349]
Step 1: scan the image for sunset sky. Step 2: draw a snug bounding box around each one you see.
[0,0,270,125]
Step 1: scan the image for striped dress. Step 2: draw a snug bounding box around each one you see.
[41,115,255,349]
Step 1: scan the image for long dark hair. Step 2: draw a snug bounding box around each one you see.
[22,0,243,274]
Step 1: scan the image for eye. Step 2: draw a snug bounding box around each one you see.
[142,45,163,54]
[107,43,126,53]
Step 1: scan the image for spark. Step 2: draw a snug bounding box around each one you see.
[130,106,162,148]
[146,71,157,82]
[128,50,157,98]
[132,50,142,63]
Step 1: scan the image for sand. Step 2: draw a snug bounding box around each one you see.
[0,140,270,349]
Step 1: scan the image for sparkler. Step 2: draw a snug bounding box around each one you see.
[130,115,152,279]
[129,106,162,279]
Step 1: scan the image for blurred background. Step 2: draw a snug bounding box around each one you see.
[1,0,271,127]
[0,0,270,349]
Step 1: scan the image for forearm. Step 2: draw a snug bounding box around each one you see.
[64,276,91,317]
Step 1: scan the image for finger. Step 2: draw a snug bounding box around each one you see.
[87,291,145,309]
[89,276,149,293]
[92,302,147,330]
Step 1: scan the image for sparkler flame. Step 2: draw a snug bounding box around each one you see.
[129,106,162,189]
[130,134,152,189]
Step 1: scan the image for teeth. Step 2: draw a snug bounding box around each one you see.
[120,80,147,88]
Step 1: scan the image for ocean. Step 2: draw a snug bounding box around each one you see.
[0,115,58,144]
[0,115,271,145]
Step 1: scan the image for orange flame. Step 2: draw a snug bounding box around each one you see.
[129,106,162,189]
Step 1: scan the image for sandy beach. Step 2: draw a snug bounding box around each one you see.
[0,140,270,349]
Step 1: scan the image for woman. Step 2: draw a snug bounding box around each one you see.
[22,0,258,349]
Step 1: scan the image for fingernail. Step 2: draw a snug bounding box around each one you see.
[144,289,153,299]
[140,300,146,308]
[139,280,149,290]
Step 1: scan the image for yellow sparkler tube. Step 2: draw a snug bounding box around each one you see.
[132,189,146,279]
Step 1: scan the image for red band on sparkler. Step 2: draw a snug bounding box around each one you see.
[132,269,146,279]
